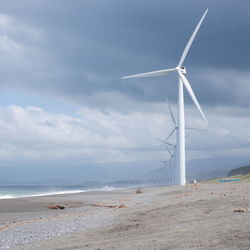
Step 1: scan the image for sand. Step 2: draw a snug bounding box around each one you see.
[0,183,249,249]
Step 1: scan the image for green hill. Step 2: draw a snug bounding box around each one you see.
[228,165,250,176]
[206,174,250,183]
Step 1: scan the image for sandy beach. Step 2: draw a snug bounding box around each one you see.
[0,182,249,249]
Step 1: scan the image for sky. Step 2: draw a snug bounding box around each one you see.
[0,0,250,183]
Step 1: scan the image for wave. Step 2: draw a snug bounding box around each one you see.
[0,195,17,199]
[0,190,85,199]
[0,186,118,199]
[28,189,86,197]
[99,185,116,191]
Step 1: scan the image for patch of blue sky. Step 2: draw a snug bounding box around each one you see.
[0,88,79,117]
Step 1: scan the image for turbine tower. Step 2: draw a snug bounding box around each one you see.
[122,9,208,185]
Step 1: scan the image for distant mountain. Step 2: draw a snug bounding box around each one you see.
[186,156,242,180]
[186,156,250,181]
[228,165,250,177]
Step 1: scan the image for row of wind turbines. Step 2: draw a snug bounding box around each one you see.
[122,9,209,185]
[157,99,201,185]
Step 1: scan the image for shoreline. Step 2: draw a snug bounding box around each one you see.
[0,186,156,249]
[0,185,136,200]
[0,183,249,249]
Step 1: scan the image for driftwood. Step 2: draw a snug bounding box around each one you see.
[118,204,128,208]
[89,203,128,209]
[233,208,247,213]
[48,204,65,209]
[47,202,128,210]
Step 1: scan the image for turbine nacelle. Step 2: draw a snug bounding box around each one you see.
[176,66,186,74]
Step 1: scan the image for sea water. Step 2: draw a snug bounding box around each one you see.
[0,185,118,199]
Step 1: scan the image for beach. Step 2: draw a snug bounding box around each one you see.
[0,182,249,249]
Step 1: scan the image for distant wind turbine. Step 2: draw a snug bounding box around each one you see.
[122,9,208,185]
[165,98,203,142]
[158,98,202,185]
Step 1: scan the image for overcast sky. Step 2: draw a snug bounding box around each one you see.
[0,0,250,182]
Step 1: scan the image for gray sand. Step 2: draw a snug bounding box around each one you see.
[0,183,249,249]
[0,188,148,249]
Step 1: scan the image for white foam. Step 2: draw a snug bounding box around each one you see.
[0,190,85,199]
[0,195,16,199]
[0,186,120,199]
[100,185,116,191]
[28,189,86,197]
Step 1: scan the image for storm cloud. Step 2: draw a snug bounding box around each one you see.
[0,1,249,107]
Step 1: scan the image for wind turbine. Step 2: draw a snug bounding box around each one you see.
[158,99,201,186]
[165,98,203,142]
[122,9,208,185]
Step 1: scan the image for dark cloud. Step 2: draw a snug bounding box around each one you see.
[0,0,249,109]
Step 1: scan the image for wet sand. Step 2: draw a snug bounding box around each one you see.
[0,183,249,249]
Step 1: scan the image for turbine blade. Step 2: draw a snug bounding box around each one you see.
[155,137,166,145]
[186,127,204,131]
[166,127,176,141]
[155,136,176,149]
[166,147,171,155]
[178,71,208,125]
[166,142,175,147]
[166,98,176,126]
[122,68,175,79]
[178,9,208,67]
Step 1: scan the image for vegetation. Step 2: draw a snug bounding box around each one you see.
[239,174,250,182]
[207,165,250,183]
[207,174,250,183]
[228,165,250,176]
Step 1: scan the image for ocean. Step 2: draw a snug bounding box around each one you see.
[0,184,121,199]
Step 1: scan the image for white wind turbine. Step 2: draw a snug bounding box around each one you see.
[165,98,202,143]
[122,9,208,185]
[158,98,202,185]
